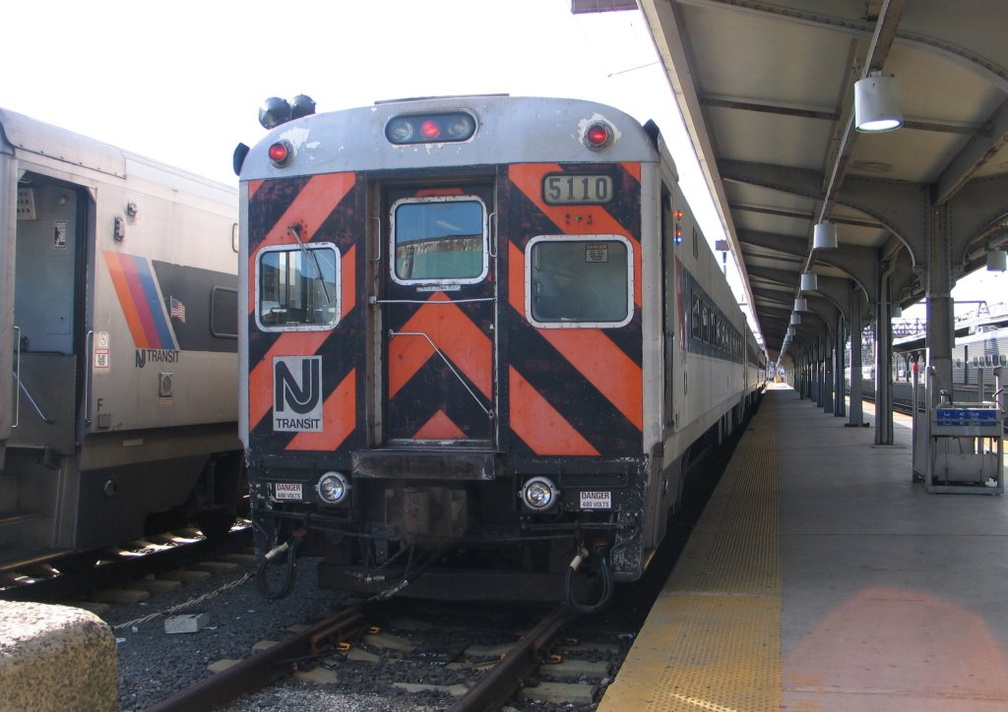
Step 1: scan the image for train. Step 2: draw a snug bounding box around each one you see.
[235,95,766,610]
[0,108,245,571]
[862,320,1008,408]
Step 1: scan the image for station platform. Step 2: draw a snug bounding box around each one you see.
[598,383,1008,711]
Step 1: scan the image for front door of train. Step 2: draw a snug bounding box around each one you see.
[378,184,496,447]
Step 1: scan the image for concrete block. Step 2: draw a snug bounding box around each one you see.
[207,658,241,673]
[518,681,597,705]
[347,647,381,663]
[362,630,415,652]
[295,667,339,685]
[0,600,117,712]
[164,613,210,634]
[544,658,611,680]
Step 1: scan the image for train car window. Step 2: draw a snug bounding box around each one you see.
[691,295,702,340]
[391,197,486,284]
[210,286,238,338]
[256,243,340,331]
[526,235,633,328]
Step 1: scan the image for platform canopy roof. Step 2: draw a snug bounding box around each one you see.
[635,0,1008,363]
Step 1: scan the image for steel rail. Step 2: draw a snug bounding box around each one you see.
[448,603,576,712]
[145,602,370,712]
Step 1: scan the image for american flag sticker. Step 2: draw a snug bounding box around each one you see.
[170,296,186,323]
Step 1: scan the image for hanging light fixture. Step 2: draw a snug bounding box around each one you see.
[813,221,838,249]
[892,304,903,318]
[987,250,1007,271]
[790,313,801,326]
[855,71,904,133]
[800,271,818,292]
[794,297,807,312]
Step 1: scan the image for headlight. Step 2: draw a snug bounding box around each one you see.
[316,471,350,504]
[521,476,559,511]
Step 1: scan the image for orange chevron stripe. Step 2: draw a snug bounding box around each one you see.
[509,163,642,308]
[286,368,356,451]
[622,161,642,182]
[249,332,330,431]
[247,173,356,317]
[388,292,492,400]
[509,366,599,456]
[538,329,642,430]
[414,410,467,440]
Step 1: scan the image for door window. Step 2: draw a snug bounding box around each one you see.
[390,197,487,284]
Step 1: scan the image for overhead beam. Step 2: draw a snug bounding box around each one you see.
[935,97,1008,204]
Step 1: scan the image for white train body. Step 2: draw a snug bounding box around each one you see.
[0,109,244,566]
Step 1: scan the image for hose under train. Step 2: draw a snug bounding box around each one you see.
[256,529,305,600]
[565,545,614,614]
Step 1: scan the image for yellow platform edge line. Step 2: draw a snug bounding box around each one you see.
[599,396,782,712]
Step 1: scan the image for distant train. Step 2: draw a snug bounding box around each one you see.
[858,322,1008,407]
[0,108,245,570]
[235,95,765,610]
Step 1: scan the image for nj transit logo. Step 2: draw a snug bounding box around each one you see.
[273,356,323,432]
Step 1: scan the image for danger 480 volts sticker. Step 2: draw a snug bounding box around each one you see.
[579,491,612,510]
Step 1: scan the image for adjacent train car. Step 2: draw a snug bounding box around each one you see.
[875,322,1008,407]
[0,108,244,569]
[236,95,765,609]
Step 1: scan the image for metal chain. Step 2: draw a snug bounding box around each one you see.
[111,570,255,631]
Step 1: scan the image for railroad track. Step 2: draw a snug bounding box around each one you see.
[138,595,634,711]
[0,522,253,604]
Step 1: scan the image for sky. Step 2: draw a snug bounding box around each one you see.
[3,0,736,286]
[5,0,999,336]
[2,1,704,193]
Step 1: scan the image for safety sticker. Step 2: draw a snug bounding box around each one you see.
[274,482,303,500]
[94,331,110,369]
[580,490,612,510]
[53,220,68,249]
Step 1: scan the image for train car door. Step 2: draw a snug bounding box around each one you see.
[379,184,496,447]
[9,172,85,455]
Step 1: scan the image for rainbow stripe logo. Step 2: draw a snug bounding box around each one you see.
[103,250,177,350]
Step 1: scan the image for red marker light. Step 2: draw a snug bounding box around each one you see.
[268,140,293,167]
[584,122,613,150]
[386,112,476,145]
[421,119,442,139]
